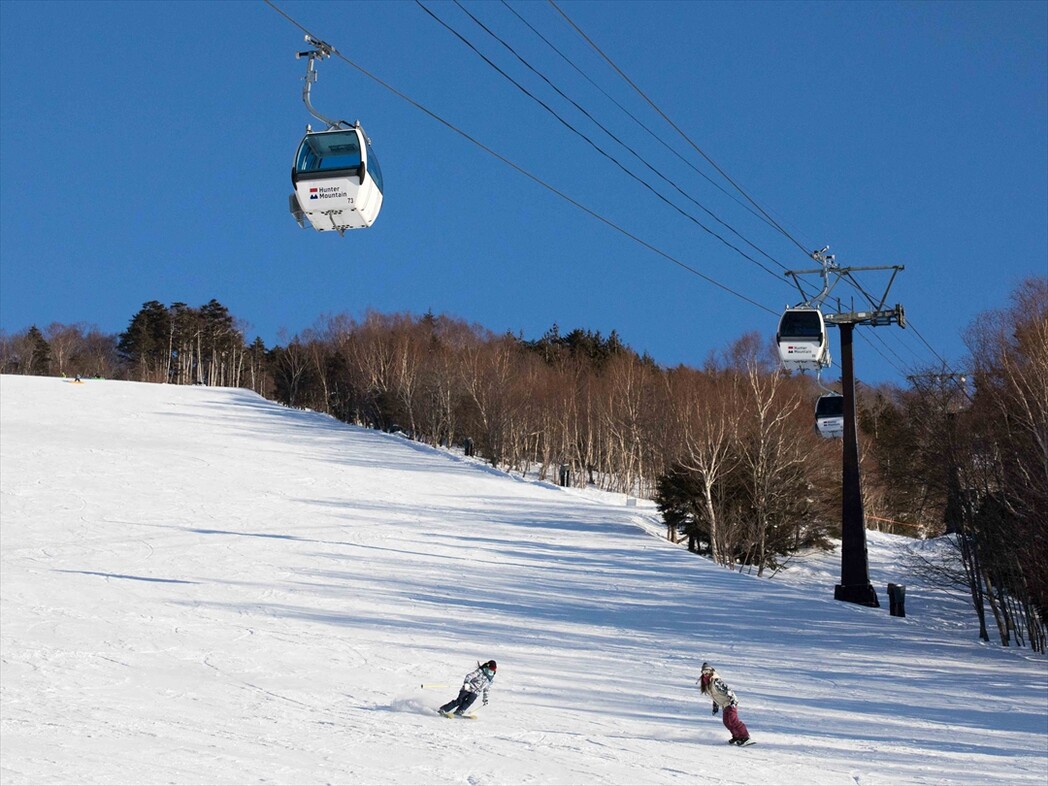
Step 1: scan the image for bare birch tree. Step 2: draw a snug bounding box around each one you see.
[671,367,741,566]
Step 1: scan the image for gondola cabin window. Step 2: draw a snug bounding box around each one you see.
[296,132,363,174]
[778,310,824,339]
[364,137,384,193]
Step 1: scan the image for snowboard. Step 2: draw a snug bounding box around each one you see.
[728,738,755,746]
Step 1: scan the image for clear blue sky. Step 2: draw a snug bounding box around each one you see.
[2,0,1045,386]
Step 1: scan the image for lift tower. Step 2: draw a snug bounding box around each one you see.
[785,253,905,607]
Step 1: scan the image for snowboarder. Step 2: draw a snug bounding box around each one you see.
[438,660,497,717]
[698,661,752,745]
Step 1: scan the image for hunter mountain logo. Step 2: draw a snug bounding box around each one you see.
[307,185,348,200]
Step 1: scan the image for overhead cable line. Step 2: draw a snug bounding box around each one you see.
[262,0,778,316]
[549,2,960,377]
[548,0,813,260]
[820,313,958,387]
[869,321,928,368]
[462,2,963,383]
[884,315,971,386]
[499,0,791,246]
[540,0,963,383]
[824,268,960,378]
[450,0,792,275]
[905,320,954,369]
[859,329,911,375]
[418,0,785,282]
[845,334,905,381]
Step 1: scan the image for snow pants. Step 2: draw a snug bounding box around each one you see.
[722,704,749,740]
[440,688,478,715]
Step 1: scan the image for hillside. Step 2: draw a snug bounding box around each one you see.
[1,375,1045,785]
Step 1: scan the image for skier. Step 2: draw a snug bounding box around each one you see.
[698,661,752,745]
[438,660,497,717]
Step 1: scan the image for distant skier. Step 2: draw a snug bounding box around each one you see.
[698,661,752,745]
[438,660,497,717]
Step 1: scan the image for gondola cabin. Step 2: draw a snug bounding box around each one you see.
[776,307,830,372]
[290,124,384,233]
[815,393,844,439]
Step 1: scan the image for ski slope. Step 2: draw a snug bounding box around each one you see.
[1,375,1045,786]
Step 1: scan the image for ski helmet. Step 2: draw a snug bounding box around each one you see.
[485,660,497,672]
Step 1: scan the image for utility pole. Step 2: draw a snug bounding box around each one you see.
[784,254,905,608]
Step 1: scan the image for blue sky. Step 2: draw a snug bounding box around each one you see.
[1,0,1045,386]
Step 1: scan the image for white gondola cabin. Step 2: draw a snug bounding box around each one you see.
[776,307,830,372]
[815,393,844,439]
[290,124,384,233]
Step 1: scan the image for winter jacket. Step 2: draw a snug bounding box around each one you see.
[462,666,495,700]
[701,672,739,710]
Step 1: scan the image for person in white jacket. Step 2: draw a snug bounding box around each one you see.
[698,662,752,745]
[438,660,496,716]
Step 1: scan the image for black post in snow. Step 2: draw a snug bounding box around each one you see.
[834,321,879,607]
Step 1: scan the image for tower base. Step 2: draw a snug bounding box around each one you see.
[835,583,880,607]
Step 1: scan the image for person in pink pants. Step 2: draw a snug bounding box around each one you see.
[699,661,752,745]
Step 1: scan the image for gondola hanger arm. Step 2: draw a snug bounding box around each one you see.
[296,35,350,131]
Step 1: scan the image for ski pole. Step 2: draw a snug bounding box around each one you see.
[420,683,449,689]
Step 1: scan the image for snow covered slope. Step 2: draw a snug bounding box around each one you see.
[1,376,1045,785]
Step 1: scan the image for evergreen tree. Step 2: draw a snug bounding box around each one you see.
[118,301,171,382]
[654,463,710,554]
[25,325,51,375]
[199,299,237,386]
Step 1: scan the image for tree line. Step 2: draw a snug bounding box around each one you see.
[861,278,1048,652]
[1,279,1044,650]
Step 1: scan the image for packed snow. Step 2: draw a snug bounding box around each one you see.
[1,375,1045,785]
